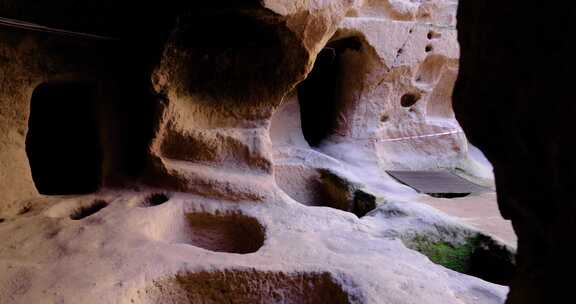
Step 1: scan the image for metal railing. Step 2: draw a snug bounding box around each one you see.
[0,17,116,40]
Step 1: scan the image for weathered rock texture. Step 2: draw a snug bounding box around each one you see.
[318,169,377,217]
[142,2,361,202]
[0,30,106,207]
[0,0,474,208]
[0,2,181,206]
[0,25,169,208]
[0,0,515,303]
[0,190,510,303]
[454,1,576,303]
[270,0,492,211]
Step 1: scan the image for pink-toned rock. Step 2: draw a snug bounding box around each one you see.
[0,1,511,303]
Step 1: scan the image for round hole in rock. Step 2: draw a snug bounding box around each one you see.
[427,31,441,39]
[70,200,108,220]
[0,218,4,223]
[401,93,421,107]
[141,193,170,207]
[136,270,355,304]
[425,44,433,52]
[177,212,265,254]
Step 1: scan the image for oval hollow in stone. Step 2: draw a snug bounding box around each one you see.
[141,193,170,207]
[174,212,266,254]
[70,200,108,220]
[401,93,421,107]
[137,270,355,304]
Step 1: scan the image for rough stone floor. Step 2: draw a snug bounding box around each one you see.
[417,192,517,246]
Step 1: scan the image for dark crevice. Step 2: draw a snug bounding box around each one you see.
[352,190,377,217]
[468,235,517,285]
[18,205,32,215]
[297,46,339,146]
[401,93,421,107]
[406,234,516,286]
[297,36,363,147]
[318,169,377,218]
[141,193,170,207]
[427,193,471,199]
[427,31,441,39]
[70,200,108,220]
[26,82,102,195]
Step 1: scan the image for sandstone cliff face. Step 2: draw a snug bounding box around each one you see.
[0,1,512,303]
[145,3,349,200]
[0,0,482,206]
[143,0,484,204]
[270,0,491,209]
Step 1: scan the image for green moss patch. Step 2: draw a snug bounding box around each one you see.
[406,234,516,285]
[409,235,479,273]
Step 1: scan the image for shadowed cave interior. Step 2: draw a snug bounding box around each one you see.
[297,37,362,147]
[26,82,102,195]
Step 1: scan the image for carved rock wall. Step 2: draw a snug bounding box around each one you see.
[270,0,489,209]
[0,1,514,303]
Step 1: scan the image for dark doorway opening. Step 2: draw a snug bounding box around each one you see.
[26,83,102,195]
[297,37,362,147]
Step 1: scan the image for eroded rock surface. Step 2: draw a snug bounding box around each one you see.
[0,190,508,304]
[0,0,514,303]
[139,270,355,304]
